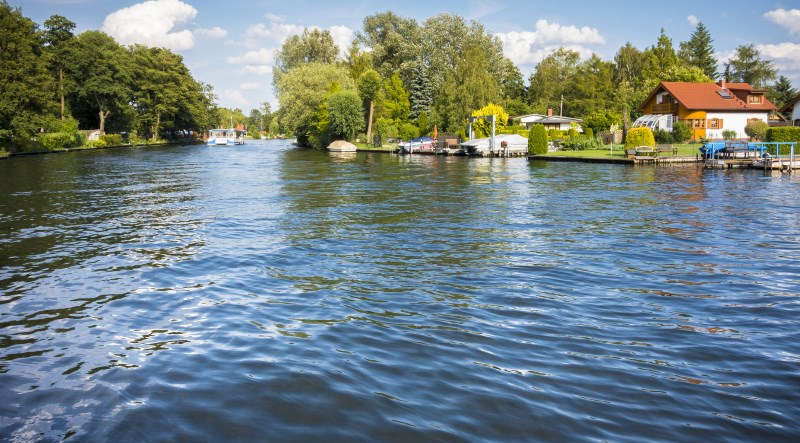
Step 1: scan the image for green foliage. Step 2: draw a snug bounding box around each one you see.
[528,124,548,155]
[721,129,737,141]
[625,127,656,148]
[0,2,56,137]
[382,73,410,121]
[374,117,398,140]
[528,47,580,112]
[408,63,433,120]
[678,22,717,79]
[357,70,382,103]
[274,28,339,84]
[327,91,364,141]
[417,111,429,136]
[40,131,81,150]
[584,127,594,138]
[129,133,141,145]
[86,138,106,148]
[768,76,797,111]
[561,134,602,151]
[744,121,768,141]
[766,127,800,143]
[398,122,419,140]
[654,129,673,144]
[276,63,354,142]
[100,133,122,145]
[726,44,776,88]
[358,11,420,83]
[671,121,692,143]
[548,129,564,139]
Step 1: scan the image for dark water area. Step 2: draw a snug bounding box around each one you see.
[1,140,799,442]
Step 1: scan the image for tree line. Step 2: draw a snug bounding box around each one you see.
[0,2,228,152]
[274,11,797,148]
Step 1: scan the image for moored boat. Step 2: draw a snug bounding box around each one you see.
[207,128,245,146]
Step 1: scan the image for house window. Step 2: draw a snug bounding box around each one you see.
[692,119,705,128]
[708,118,722,129]
[749,95,762,104]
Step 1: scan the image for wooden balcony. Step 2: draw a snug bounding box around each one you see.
[651,103,677,114]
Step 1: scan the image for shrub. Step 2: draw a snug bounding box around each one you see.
[100,134,122,146]
[561,135,602,151]
[625,127,656,149]
[398,122,419,140]
[671,121,692,143]
[40,132,81,150]
[128,133,141,145]
[722,129,737,140]
[87,138,107,148]
[653,129,673,144]
[744,120,769,141]
[584,127,594,139]
[374,118,398,140]
[766,126,800,143]
[528,124,547,155]
[547,129,564,139]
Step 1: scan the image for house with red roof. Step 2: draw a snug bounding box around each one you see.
[635,80,776,140]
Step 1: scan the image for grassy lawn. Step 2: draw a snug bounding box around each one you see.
[544,144,702,158]
[355,142,395,152]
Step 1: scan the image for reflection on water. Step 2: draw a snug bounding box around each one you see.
[1,141,799,441]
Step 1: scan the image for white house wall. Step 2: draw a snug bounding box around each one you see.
[792,106,800,125]
[705,112,768,140]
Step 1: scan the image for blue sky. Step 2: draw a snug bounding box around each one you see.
[12,0,800,112]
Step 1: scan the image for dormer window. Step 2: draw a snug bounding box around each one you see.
[749,95,762,104]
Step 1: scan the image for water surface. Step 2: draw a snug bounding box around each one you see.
[1,140,799,441]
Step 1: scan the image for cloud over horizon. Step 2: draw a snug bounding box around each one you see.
[764,8,800,36]
[496,19,605,67]
[102,0,197,51]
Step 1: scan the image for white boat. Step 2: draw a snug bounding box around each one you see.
[207,128,245,146]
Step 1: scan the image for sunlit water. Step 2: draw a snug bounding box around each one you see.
[1,140,799,442]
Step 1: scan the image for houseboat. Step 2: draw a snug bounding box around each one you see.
[207,128,245,146]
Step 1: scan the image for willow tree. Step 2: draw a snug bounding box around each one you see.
[273,28,339,89]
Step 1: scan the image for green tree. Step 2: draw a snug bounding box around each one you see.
[671,121,692,143]
[276,62,354,145]
[343,40,373,80]
[274,28,339,88]
[527,47,580,113]
[582,110,621,136]
[327,91,364,141]
[614,42,645,87]
[528,123,547,155]
[569,54,614,118]
[725,44,776,87]
[642,28,678,80]
[744,120,768,141]
[357,69,381,141]
[357,11,420,84]
[0,2,54,137]
[68,31,131,134]
[408,62,432,120]
[43,15,76,121]
[382,73,410,121]
[678,22,717,79]
[768,75,796,111]
[439,43,501,133]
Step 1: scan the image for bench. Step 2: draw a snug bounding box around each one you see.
[626,149,636,159]
[445,138,459,150]
[656,144,677,156]
[635,146,655,156]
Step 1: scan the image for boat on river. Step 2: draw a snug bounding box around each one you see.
[207,128,245,146]
[398,136,434,154]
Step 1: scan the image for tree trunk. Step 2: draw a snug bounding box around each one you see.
[59,67,64,121]
[152,111,161,142]
[98,106,110,135]
[366,100,374,145]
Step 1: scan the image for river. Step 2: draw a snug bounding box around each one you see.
[1,139,799,442]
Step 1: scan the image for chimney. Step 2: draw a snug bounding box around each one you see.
[718,79,726,89]
[547,108,553,117]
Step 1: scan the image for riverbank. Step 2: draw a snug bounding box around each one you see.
[0,140,198,159]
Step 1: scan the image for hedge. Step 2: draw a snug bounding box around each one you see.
[765,127,800,143]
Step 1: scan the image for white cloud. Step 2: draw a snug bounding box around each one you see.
[329,25,355,57]
[243,15,308,49]
[222,89,248,107]
[688,15,699,26]
[227,48,274,65]
[240,82,261,90]
[496,20,604,66]
[764,8,800,36]
[196,26,227,38]
[102,0,197,51]
[758,42,800,73]
[243,65,273,75]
